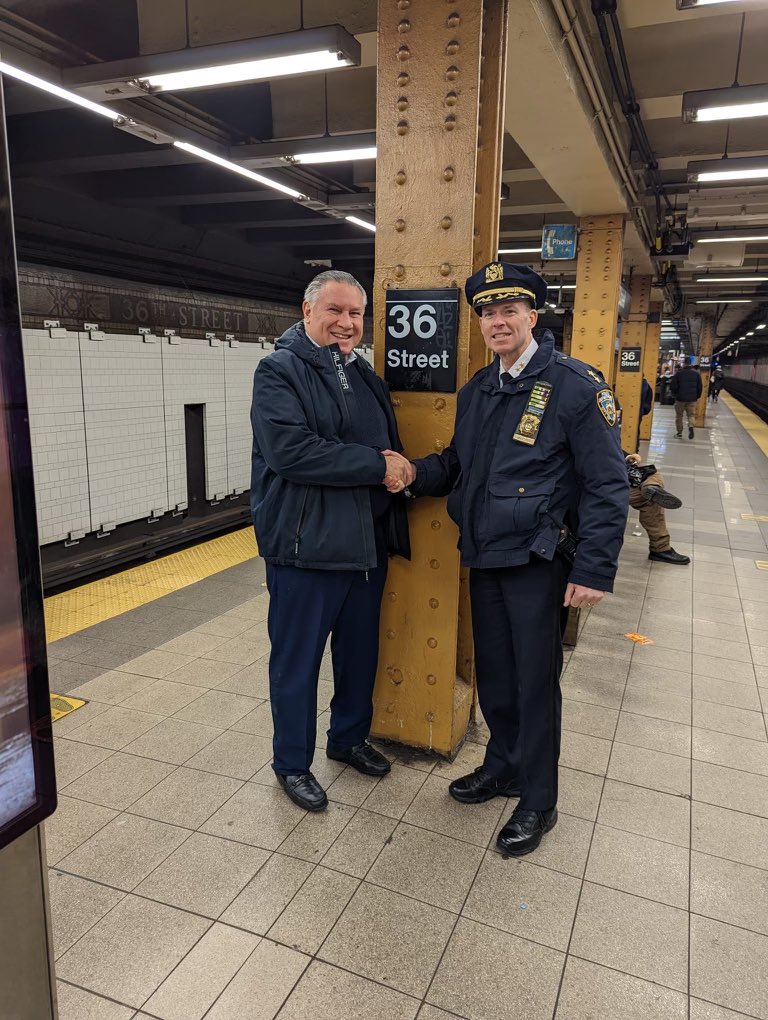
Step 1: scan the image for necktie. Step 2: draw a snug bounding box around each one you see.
[500,371,513,389]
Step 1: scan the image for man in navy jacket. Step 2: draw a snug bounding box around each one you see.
[406,263,629,856]
[670,357,702,439]
[250,271,412,811]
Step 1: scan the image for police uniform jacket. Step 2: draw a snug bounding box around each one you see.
[411,332,629,592]
[250,322,410,570]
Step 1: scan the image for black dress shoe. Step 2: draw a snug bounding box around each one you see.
[276,772,328,811]
[327,741,391,776]
[449,766,520,804]
[497,806,557,856]
[688,425,695,439]
[644,485,683,510]
[649,548,690,565]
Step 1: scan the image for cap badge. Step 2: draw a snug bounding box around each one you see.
[485,263,504,284]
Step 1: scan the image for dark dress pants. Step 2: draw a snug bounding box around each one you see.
[266,562,388,775]
[470,556,569,810]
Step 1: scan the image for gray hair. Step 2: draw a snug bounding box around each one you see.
[303,270,367,310]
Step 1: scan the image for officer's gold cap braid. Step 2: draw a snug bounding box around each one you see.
[472,286,537,308]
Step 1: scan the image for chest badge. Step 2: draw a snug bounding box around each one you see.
[485,262,504,283]
[513,381,553,446]
[597,388,617,426]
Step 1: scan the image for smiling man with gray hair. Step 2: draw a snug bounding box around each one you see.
[250,271,413,811]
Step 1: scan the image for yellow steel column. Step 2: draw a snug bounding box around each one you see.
[371,0,507,755]
[639,301,662,443]
[572,214,625,385]
[695,317,715,427]
[615,274,651,453]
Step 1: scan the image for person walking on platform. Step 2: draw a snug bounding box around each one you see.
[250,270,413,812]
[625,454,690,565]
[670,357,702,439]
[393,263,628,856]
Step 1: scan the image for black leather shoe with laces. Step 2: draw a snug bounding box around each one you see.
[688,425,695,439]
[644,485,682,510]
[649,548,690,565]
[496,806,557,856]
[276,772,328,811]
[327,741,391,776]
[449,766,521,804]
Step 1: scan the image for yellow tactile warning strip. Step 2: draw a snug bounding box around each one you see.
[721,392,768,458]
[45,527,257,643]
[50,694,86,721]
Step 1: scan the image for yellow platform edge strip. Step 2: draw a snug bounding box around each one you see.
[720,392,768,459]
[45,527,258,643]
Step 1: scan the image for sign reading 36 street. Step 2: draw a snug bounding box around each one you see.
[384,289,459,392]
[619,347,642,373]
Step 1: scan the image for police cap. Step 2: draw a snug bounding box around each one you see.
[465,262,548,314]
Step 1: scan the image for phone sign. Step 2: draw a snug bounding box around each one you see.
[619,347,642,373]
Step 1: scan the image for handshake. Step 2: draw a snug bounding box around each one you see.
[382,449,416,493]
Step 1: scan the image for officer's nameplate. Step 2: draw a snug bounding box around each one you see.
[384,289,459,393]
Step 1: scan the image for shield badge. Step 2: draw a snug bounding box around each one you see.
[596,388,617,427]
[485,263,504,283]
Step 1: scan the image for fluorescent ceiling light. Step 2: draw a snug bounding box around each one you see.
[696,299,751,304]
[696,276,768,282]
[0,60,119,119]
[696,234,768,243]
[345,215,376,233]
[678,0,756,7]
[688,155,768,183]
[145,50,349,92]
[546,284,576,290]
[292,147,376,164]
[683,84,768,123]
[757,324,766,329]
[499,247,541,254]
[173,141,305,199]
[65,27,360,98]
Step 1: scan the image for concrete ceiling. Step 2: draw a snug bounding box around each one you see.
[0,0,766,347]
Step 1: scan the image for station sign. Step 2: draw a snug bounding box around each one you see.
[384,289,459,392]
[619,347,642,372]
[541,225,578,261]
[699,355,711,369]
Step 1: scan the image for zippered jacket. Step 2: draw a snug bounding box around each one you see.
[250,322,410,569]
[411,333,628,591]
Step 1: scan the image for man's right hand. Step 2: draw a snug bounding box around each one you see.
[382,450,416,492]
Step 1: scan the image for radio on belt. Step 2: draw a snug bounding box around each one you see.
[384,288,459,393]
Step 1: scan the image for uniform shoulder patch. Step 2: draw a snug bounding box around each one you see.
[596,388,617,426]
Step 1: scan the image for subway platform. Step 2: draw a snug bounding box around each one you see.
[44,398,768,1020]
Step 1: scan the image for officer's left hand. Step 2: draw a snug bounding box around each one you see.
[564,584,605,609]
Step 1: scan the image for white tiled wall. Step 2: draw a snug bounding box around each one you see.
[162,337,226,504]
[23,329,90,544]
[80,334,167,529]
[225,342,271,496]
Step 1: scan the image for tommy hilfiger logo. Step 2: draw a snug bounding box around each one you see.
[330,347,350,390]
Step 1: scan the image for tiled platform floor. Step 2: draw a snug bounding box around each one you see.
[45,402,768,1020]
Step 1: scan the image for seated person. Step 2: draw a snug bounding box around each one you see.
[625,453,690,565]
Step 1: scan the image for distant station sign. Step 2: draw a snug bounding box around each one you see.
[384,289,459,392]
[541,225,578,261]
[699,355,711,369]
[619,347,642,372]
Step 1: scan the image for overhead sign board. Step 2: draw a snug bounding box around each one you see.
[384,289,459,392]
[619,347,642,372]
[541,225,578,261]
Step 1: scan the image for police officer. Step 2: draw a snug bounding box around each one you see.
[403,263,629,856]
